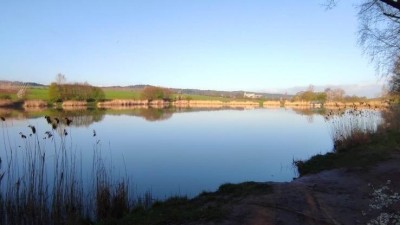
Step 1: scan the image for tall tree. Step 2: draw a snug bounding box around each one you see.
[326,0,400,10]
[55,73,66,84]
[389,58,400,95]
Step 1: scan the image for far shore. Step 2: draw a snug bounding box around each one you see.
[0,98,392,111]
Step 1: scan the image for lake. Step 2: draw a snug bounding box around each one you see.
[0,107,334,199]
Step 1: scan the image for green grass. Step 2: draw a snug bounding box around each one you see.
[100,182,272,225]
[294,128,400,176]
[294,105,400,176]
[103,89,141,100]
[26,87,49,100]
[173,93,263,103]
[0,87,49,101]
[2,87,263,103]
[174,94,231,101]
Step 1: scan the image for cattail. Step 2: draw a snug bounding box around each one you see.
[45,115,52,124]
[65,117,73,126]
[28,125,36,134]
[45,131,53,138]
[19,132,27,139]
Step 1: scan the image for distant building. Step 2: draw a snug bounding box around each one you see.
[244,92,263,99]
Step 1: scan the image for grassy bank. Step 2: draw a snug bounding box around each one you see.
[101,182,272,225]
[294,106,400,176]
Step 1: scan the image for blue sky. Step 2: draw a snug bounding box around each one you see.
[0,0,383,96]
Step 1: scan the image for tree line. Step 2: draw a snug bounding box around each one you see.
[291,86,367,103]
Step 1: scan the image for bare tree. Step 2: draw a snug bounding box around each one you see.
[358,1,400,75]
[327,0,400,75]
[325,88,345,101]
[55,73,66,84]
[307,84,315,92]
[326,0,400,10]
[389,57,400,94]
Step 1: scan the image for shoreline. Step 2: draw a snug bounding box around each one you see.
[0,99,390,111]
[120,154,400,225]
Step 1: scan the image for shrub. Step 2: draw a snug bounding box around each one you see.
[48,83,105,102]
[140,86,172,101]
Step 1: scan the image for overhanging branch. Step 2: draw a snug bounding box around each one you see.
[379,0,400,11]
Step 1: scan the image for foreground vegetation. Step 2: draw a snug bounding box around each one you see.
[0,102,399,224]
[294,105,400,176]
[99,182,272,225]
[0,114,276,225]
[0,117,138,225]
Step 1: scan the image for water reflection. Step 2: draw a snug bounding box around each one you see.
[0,106,337,126]
[0,107,338,198]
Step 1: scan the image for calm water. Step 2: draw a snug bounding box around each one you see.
[0,107,333,198]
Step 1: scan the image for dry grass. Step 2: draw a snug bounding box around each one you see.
[263,100,281,106]
[284,101,310,106]
[325,107,383,151]
[0,116,137,225]
[294,105,400,176]
[23,100,48,108]
[98,99,149,107]
[0,100,15,107]
[62,101,87,107]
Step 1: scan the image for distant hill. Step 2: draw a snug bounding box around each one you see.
[0,80,45,87]
[0,80,290,99]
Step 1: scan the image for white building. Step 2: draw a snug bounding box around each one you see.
[244,92,263,98]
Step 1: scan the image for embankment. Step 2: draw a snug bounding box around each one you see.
[116,155,400,225]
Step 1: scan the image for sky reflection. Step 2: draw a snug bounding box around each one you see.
[0,108,332,198]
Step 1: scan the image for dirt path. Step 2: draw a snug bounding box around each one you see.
[189,155,400,225]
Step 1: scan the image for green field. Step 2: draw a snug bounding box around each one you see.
[174,94,230,101]
[1,87,262,103]
[173,94,262,102]
[103,89,141,100]
[26,87,49,100]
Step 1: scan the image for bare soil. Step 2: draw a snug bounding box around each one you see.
[188,154,400,225]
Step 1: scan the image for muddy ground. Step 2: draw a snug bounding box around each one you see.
[187,154,400,225]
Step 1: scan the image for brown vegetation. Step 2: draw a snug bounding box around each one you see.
[98,99,149,107]
[0,99,15,107]
[61,101,88,110]
[173,100,259,108]
[23,100,47,108]
[140,86,172,101]
[62,100,87,106]
[263,100,281,106]
[49,82,105,102]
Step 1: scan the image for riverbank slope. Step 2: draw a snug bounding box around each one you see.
[106,154,399,225]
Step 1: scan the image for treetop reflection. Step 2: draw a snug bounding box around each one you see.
[0,106,346,127]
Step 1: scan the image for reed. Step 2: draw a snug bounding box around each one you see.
[293,105,399,176]
[23,100,48,108]
[0,116,139,225]
[325,107,382,151]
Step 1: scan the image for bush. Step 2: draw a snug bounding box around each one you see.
[140,86,172,101]
[48,83,105,102]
